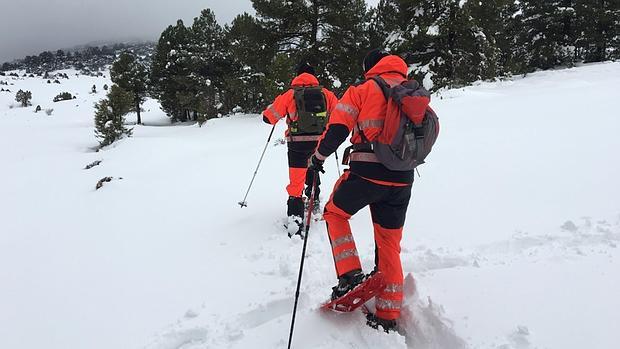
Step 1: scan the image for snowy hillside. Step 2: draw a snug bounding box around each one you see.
[1,63,619,349]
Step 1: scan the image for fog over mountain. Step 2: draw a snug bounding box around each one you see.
[0,0,253,62]
[0,0,381,63]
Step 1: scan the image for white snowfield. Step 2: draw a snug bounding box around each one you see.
[1,63,619,349]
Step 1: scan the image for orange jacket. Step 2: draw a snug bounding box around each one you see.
[320,55,408,146]
[262,73,339,138]
[315,55,415,185]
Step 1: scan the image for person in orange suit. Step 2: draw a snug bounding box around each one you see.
[262,61,338,236]
[308,49,427,332]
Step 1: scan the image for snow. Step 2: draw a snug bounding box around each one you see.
[427,25,440,36]
[1,62,620,349]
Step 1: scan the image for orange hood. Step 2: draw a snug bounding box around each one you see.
[291,73,320,87]
[364,55,408,79]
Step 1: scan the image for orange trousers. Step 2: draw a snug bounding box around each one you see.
[323,171,412,320]
[286,141,320,198]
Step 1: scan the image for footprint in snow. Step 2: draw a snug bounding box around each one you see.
[236,297,296,330]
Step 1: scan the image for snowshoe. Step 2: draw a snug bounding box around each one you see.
[366,312,398,333]
[285,215,304,239]
[322,271,386,313]
[304,196,322,216]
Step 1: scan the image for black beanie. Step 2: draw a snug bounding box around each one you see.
[295,61,316,76]
[363,49,389,73]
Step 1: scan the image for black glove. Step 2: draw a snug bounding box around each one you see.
[308,154,325,174]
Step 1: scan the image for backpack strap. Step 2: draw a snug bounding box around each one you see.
[355,76,390,144]
[369,76,391,101]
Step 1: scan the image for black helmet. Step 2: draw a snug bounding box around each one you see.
[295,61,316,76]
[363,49,389,73]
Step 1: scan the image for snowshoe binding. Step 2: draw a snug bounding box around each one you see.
[322,270,386,313]
[305,196,322,216]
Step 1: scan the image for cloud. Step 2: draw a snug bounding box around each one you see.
[0,0,254,62]
[1,0,382,63]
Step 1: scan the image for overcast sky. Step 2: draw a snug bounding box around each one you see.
[1,0,380,63]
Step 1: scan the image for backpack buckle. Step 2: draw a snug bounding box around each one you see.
[342,146,352,165]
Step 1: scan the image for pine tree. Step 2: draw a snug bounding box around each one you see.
[376,0,444,89]
[15,90,33,107]
[466,0,519,75]
[515,0,578,73]
[111,52,149,124]
[251,0,373,92]
[575,0,620,62]
[227,13,276,73]
[94,85,133,147]
[322,0,372,92]
[371,0,402,48]
[224,13,276,113]
[251,0,323,57]
[186,9,232,123]
[377,1,500,90]
[151,20,193,121]
[151,11,230,124]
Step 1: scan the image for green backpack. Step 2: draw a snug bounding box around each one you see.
[289,86,328,135]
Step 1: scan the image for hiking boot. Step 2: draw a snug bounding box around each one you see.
[304,196,322,215]
[331,269,366,301]
[287,196,305,238]
[366,312,398,333]
[287,196,304,218]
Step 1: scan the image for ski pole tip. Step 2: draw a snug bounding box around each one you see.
[238,201,248,208]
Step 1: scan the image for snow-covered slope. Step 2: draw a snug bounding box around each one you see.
[1,63,619,349]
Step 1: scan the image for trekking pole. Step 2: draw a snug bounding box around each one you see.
[287,171,318,349]
[238,124,276,208]
[334,149,342,177]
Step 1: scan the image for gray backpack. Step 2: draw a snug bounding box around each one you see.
[363,77,439,171]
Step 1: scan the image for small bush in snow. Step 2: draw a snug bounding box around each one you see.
[91,85,97,94]
[95,176,113,190]
[15,90,32,107]
[53,79,60,84]
[45,109,54,116]
[53,92,73,102]
[94,85,133,147]
[35,105,42,113]
[84,160,102,170]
